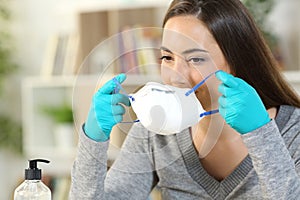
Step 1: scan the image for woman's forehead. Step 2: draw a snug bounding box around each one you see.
[162,16,217,53]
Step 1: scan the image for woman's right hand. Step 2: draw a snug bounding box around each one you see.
[84,74,130,142]
[215,70,270,134]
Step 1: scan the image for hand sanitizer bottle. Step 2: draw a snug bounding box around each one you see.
[14,159,51,200]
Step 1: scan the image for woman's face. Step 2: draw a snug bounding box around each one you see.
[161,15,229,109]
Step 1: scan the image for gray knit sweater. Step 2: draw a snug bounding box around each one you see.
[69,105,300,199]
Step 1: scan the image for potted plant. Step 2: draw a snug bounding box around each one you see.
[0,1,22,154]
[0,3,23,199]
[40,103,75,149]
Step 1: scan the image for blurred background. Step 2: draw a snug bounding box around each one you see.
[0,0,299,199]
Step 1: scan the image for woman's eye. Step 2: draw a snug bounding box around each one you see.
[160,55,173,62]
[188,57,206,63]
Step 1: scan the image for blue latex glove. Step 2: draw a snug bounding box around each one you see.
[215,70,270,134]
[84,74,130,141]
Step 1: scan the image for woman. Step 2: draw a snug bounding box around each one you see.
[70,0,300,199]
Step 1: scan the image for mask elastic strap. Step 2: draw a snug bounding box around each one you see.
[185,70,221,118]
[112,77,138,123]
[113,77,135,101]
[119,119,140,123]
[199,109,219,118]
[185,70,221,96]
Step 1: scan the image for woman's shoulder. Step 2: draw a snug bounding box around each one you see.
[283,105,300,124]
[277,105,300,158]
[276,105,300,131]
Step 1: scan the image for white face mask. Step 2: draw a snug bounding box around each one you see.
[113,70,219,135]
[130,82,205,135]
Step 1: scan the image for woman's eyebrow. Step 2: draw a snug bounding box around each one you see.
[160,46,173,53]
[160,46,208,55]
[182,48,208,55]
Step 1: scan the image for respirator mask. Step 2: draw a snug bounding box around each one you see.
[114,71,219,135]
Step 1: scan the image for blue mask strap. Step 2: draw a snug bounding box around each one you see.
[199,109,219,118]
[119,119,140,123]
[113,77,135,101]
[185,70,221,96]
[185,70,221,118]
[112,77,138,123]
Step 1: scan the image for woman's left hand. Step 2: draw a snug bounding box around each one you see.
[215,70,270,134]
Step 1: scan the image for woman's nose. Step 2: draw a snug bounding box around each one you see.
[173,56,188,73]
[169,57,191,86]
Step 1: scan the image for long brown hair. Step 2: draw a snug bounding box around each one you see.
[163,0,300,108]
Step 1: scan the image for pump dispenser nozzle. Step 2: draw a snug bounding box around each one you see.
[25,159,50,180]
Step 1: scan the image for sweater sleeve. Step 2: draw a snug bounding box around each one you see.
[242,120,300,200]
[69,123,157,200]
